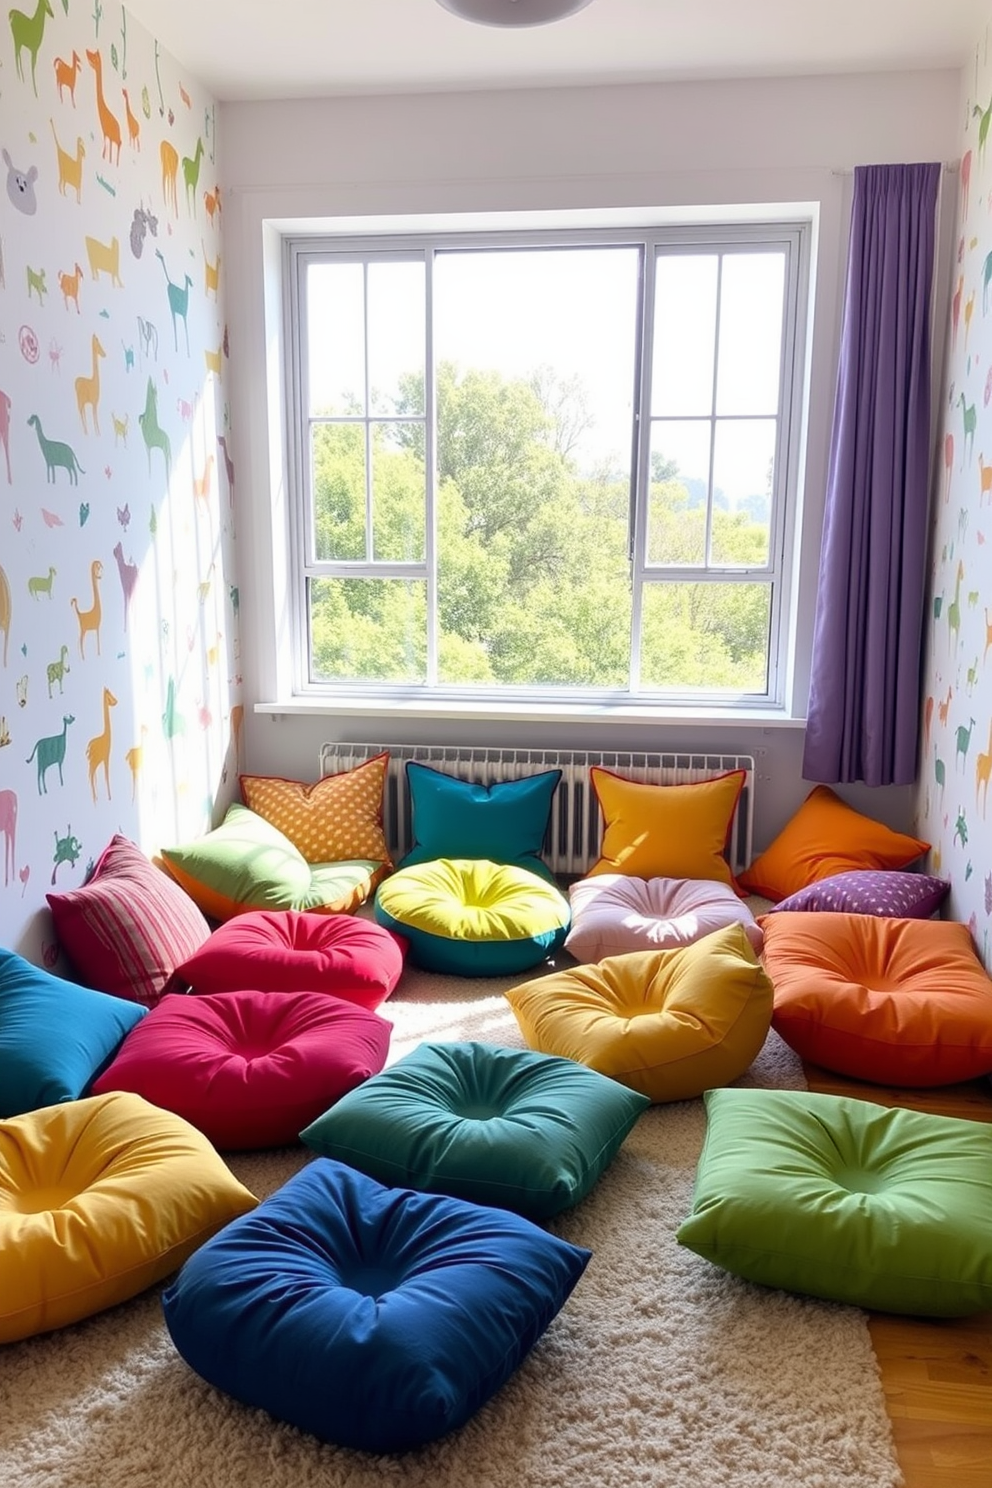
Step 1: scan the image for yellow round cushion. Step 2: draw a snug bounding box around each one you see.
[505,922,773,1102]
[375,858,570,975]
[0,1091,258,1343]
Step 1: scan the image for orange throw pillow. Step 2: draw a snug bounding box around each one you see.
[760,912,992,1087]
[588,768,745,889]
[241,754,391,866]
[738,785,928,902]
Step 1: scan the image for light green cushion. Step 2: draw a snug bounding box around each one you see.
[676,1087,992,1317]
[300,1040,649,1220]
[159,805,384,921]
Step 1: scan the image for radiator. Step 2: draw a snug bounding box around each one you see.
[319,741,755,879]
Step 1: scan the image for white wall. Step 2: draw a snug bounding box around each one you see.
[219,70,961,850]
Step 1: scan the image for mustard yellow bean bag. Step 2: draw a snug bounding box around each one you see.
[505,922,773,1102]
[0,1091,258,1343]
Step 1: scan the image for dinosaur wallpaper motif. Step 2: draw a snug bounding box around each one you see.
[0,2,241,962]
[917,25,992,970]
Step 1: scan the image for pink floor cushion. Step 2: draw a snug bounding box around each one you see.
[167,910,407,1010]
[566,875,764,963]
[91,989,392,1149]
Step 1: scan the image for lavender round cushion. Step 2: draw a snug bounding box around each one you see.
[565,875,763,963]
[765,869,949,919]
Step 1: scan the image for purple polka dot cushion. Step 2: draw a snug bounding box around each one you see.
[765,870,950,919]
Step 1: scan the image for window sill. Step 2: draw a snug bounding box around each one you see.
[254,697,807,729]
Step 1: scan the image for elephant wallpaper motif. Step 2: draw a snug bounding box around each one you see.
[0,1,241,962]
[917,27,992,970]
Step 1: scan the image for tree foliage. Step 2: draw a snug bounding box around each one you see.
[309,361,770,692]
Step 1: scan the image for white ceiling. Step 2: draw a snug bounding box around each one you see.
[121,0,990,104]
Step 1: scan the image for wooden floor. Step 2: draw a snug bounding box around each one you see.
[802,1063,992,1488]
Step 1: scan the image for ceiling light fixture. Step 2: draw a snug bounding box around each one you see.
[435,0,595,28]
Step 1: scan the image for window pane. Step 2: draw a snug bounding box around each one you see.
[710,418,775,566]
[716,253,784,416]
[307,262,365,416]
[647,420,711,565]
[312,423,366,561]
[639,581,771,691]
[309,578,426,683]
[367,260,425,417]
[431,245,638,689]
[651,255,717,417]
[371,421,425,562]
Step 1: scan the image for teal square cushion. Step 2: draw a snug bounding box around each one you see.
[301,1040,649,1220]
[676,1087,992,1317]
[0,948,146,1117]
[158,804,386,921]
[402,762,561,881]
[162,1158,591,1453]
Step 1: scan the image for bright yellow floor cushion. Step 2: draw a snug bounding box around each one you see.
[0,1091,258,1343]
[505,922,773,1102]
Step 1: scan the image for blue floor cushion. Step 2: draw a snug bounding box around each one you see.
[300,1040,649,1219]
[162,1158,590,1453]
[677,1087,992,1316]
[374,857,570,975]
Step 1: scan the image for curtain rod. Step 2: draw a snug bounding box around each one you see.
[831,161,959,176]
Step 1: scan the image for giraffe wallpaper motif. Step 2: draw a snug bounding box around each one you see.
[0,1,241,962]
[917,25,992,971]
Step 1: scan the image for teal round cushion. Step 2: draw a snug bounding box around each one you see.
[676,1087,992,1317]
[374,858,570,976]
[301,1040,649,1220]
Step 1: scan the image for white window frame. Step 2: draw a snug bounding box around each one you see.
[284,218,811,714]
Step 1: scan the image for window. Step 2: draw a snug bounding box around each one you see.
[286,221,809,709]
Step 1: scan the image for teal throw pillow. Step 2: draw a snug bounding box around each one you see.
[676,1087,992,1317]
[401,762,560,879]
[301,1039,649,1219]
[0,947,147,1117]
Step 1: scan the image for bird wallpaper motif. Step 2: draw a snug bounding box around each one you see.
[0,0,241,962]
[917,28,992,970]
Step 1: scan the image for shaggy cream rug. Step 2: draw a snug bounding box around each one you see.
[0,964,904,1488]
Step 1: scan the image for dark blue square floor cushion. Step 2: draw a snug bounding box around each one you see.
[161,1157,591,1453]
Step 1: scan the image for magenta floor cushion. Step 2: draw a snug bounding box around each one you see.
[168,909,407,1010]
[91,989,392,1149]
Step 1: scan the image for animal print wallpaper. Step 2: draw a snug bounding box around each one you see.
[917,25,992,970]
[0,1,240,961]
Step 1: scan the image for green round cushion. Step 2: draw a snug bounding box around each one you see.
[676,1087,992,1317]
[300,1040,649,1220]
[374,858,570,976]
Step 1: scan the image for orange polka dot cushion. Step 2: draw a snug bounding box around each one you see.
[240,753,391,866]
[759,912,992,1086]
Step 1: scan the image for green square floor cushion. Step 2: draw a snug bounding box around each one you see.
[676,1087,992,1317]
[401,762,561,881]
[301,1040,649,1220]
[0,948,147,1118]
[158,804,387,921]
[162,1158,591,1453]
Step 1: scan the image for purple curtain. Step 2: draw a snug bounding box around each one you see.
[802,162,941,787]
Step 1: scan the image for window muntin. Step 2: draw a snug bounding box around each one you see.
[288,223,807,708]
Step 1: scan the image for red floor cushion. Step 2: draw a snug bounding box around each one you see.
[760,912,992,1087]
[168,910,407,1010]
[92,989,392,1148]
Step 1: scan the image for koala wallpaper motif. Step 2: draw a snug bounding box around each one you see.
[0,1,240,962]
[918,28,992,970]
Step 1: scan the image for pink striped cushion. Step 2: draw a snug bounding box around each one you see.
[48,836,210,1007]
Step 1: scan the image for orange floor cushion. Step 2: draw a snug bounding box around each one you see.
[760,912,992,1087]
